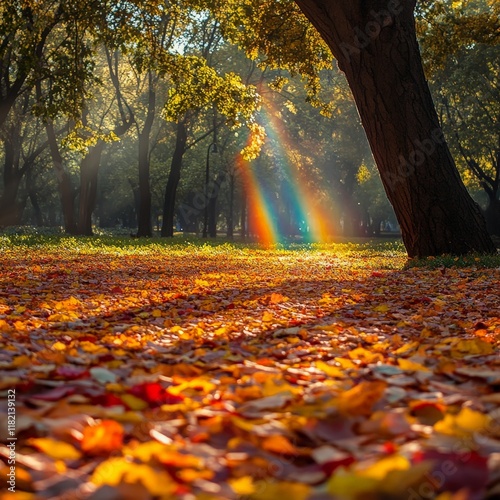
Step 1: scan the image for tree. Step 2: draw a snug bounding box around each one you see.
[418,1,500,237]
[289,0,496,256]
[0,94,51,226]
[207,0,496,256]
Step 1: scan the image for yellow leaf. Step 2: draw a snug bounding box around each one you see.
[262,311,274,322]
[337,381,386,416]
[229,476,256,495]
[262,377,300,396]
[315,360,344,378]
[362,454,410,480]
[373,304,389,312]
[232,416,265,432]
[327,469,379,499]
[48,312,79,322]
[29,438,81,461]
[52,341,67,351]
[124,441,172,462]
[434,407,491,437]
[348,347,383,363]
[214,326,228,336]
[335,357,357,369]
[250,481,310,500]
[453,339,493,356]
[394,342,419,355]
[120,394,149,411]
[397,358,430,372]
[91,458,176,495]
[54,296,81,310]
[152,309,162,318]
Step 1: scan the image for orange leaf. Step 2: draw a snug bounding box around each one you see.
[262,435,298,455]
[81,420,124,455]
[337,381,386,416]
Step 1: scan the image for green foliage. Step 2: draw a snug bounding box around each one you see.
[417,0,500,71]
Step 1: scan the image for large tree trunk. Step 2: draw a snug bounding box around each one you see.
[484,195,500,237]
[294,0,495,257]
[161,121,188,237]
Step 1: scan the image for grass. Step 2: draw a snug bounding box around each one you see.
[1,226,499,268]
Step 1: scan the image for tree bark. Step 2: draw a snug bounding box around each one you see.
[484,194,500,237]
[208,173,224,238]
[161,121,188,237]
[294,0,495,257]
[136,74,156,238]
[77,141,105,236]
[227,172,235,239]
[26,169,44,226]
[0,130,23,226]
[44,119,77,234]
[240,190,247,240]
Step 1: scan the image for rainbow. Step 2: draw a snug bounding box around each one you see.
[237,153,279,246]
[238,97,337,244]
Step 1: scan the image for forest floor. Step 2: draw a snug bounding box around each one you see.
[0,235,499,500]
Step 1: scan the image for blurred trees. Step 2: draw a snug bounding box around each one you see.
[0,0,497,248]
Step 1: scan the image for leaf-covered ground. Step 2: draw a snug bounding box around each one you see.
[0,238,499,500]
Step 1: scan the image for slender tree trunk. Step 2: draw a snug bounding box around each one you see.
[26,170,44,226]
[136,76,156,238]
[294,0,495,256]
[137,129,152,237]
[44,119,77,234]
[0,136,23,226]
[240,191,247,240]
[161,121,188,237]
[227,173,235,239]
[208,173,224,238]
[77,141,105,236]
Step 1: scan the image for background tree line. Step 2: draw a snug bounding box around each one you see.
[0,0,498,240]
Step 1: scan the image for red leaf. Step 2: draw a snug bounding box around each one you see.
[91,393,125,407]
[129,382,184,407]
[412,450,489,493]
[55,365,89,379]
[32,386,76,401]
